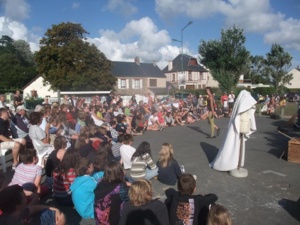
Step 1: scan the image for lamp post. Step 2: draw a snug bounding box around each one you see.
[172,21,193,89]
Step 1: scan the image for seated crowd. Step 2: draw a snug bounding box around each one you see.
[0,93,232,225]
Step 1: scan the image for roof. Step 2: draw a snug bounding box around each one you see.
[111,61,166,78]
[162,54,208,73]
[22,75,41,90]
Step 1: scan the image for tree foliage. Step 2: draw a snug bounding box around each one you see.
[35,22,116,91]
[199,26,251,92]
[0,35,36,89]
[245,55,271,84]
[264,44,293,93]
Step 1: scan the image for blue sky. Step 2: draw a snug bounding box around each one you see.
[0,0,299,70]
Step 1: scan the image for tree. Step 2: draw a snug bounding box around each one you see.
[245,55,270,84]
[35,22,116,91]
[199,26,251,91]
[0,35,36,89]
[264,44,293,93]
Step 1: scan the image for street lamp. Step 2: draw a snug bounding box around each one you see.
[172,21,193,88]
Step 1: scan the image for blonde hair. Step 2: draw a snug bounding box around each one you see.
[158,143,174,168]
[129,179,153,207]
[207,204,232,225]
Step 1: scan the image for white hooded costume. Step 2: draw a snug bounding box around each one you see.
[210,90,257,171]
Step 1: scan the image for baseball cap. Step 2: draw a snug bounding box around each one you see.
[16,105,27,111]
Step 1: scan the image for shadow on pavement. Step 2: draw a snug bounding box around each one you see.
[278,198,300,222]
[200,142,219,163]
[187,125,210,136]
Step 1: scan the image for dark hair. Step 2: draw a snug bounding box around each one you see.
[75,158,92,176]
[117,115,124,123]
[110,120,117,126]
[94,141,114,172]
[131,141,151,160]
[205,87,213,94]
[20,148,37,164]
[117,133,124,143]
[55,148,80,176]
[123,134,133,144]
[178,174,196,195]
[54,136,67,150]
[0,185,24,214]
[29,112,42,125]
[0,107,7,116]
[102,161,124,183]
[75,133,88,149]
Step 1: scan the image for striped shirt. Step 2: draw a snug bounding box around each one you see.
[9,163,42,186]
[53,168,76,197]
[130,153,157,179]
[112,142,122,157]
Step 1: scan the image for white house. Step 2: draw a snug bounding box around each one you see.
[286,67,300,89]
[22,76,57,99]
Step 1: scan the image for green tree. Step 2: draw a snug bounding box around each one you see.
[199,26,251,92]
[0,35,36,89]
[245,55,270,84]
[35,22,116,91]
[264,44,293,93]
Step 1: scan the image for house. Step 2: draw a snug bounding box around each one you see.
[286,66,300,89]
[22,75,57,99]
[162,54,218,90]
[111,57,167,96]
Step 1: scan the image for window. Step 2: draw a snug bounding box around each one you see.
[149,79,157,87]
[172,74,175,81]
[200,72,204,80]
[132,79,142,89]
[188,72,192,81]
[121,79,126,88]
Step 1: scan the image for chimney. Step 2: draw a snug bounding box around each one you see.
[134,57,140,65]
[153,60,157,67]
[168,61,173,71]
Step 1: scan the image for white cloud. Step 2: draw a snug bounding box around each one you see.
[103,0,138,17]
[0,0,30,21]
[72,2,80,9]
[0,17,41,52]
[87,17,181,69]
[155,0,300,55]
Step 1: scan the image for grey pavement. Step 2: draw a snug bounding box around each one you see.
[2,115,300,225]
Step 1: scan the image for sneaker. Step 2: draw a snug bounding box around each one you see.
[193,175,197,180]
[12,164,18,170]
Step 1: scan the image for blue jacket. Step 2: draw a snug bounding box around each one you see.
[70,175,97,219]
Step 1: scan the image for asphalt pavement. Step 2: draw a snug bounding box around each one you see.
[2,115,300,225]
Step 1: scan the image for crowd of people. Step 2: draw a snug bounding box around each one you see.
[0,90,234,225]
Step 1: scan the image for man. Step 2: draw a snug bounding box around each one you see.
[12,105,30,133]
[0,108,26,169]
[0,95,7,108]
[13,90,23,109]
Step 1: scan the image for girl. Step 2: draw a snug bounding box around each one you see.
[70,158,97,219]
[130,142,158,180]
[157,143,182,185]
[52,148,80,206]
[207,204,232,225]
[94,161,129,225]
[74,133,95,158]
[205,87,220,138]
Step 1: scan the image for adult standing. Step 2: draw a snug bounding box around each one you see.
[205,87,220,138]
[228,90,235,116]
[0,108,26,169]
[13,90,23,109]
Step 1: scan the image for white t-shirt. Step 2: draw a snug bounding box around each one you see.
[228,94,235,103]
[148,115,158,126]
[120,144,136,169]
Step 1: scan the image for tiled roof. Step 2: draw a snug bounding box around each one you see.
[162,54,208,73]
[111,61,166,78]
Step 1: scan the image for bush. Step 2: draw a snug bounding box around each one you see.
[24,98,44,110]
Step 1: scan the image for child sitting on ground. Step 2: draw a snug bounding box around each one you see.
[165,174,218,225]
[9,148,47,197]
[70,158,97,219]
[207,204,232,225]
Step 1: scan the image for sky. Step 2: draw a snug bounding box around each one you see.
[0,0,299,70]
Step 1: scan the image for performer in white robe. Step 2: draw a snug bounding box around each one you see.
[210,90,257,171]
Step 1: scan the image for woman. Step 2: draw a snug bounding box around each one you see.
[130,142,158,180]
[94,161,129,225]
[75,133,95,158]
[205,87,220,138]
[119,179,169,225]
[157,143,182,185]
[52,148,80,206]
[28,112,54,166]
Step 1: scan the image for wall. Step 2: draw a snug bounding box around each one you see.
[23,76,57,99]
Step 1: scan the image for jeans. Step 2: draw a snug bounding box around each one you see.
[145,167,158,180]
